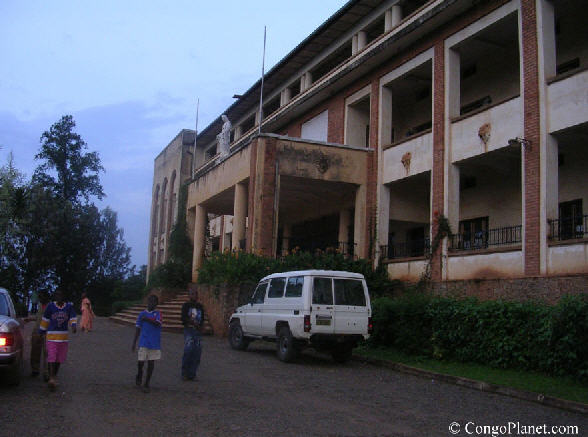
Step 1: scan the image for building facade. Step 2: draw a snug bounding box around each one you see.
[149,0,588,295]
[148,129,194,276]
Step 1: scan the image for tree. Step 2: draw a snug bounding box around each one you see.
[0,154,29,301]
[28,115,130,302]
[33,115,104,204]
[95,207,132,281]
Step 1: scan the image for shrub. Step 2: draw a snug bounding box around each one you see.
[197,250,400,296]
[370,292,588,381]
[147,261,191,289]
[370,293,433,354]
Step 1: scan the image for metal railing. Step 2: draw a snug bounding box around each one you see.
[380,238,431,259]
[282,240,356,257]
[548,215,588,241]
[449,225,522,251]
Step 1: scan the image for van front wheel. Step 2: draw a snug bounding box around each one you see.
[229,322,250,351]
[277,327,298,362]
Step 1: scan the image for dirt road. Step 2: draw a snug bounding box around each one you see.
[1,318,586,436]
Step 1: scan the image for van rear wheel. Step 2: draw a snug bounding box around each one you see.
[277,327,298,362]
[229,322,250,351]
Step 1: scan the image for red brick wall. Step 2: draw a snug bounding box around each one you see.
[431,41,446,281]
[521,0,541,276]
[257,137,278,255]
[364,80,380,258]
[246,139,258,252]
[432,275,588,305]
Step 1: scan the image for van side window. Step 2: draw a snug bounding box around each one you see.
[334,279,366,306]
[268,278,286,298]
[312,277,333,305]
[251,282,268,304]
[285,276,304,297]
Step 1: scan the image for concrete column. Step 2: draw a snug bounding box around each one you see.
[219,216,226,252]
[377,185,390,258]
[357,31,367,52]
[192,204,207,282]
[282,223,291,255]
[352,34,358,55]
[447,164,460,239]
[538,0,557,274]
[232,182,248,251]
[280,88,292,106]
[301,72,313,92]
[233,125,242,142]
[338,209,352,252]
[447,48,461,118]
[385,6,402,31]
[354,184,367,258]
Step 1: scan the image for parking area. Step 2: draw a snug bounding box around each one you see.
[1,318,586,436]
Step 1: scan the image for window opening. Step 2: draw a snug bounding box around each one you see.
[268,278,286,298]
[312,278,333,305]
[285,276,304,298]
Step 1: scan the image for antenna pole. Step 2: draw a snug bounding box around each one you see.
[192,98,199,177]
[258,26,266,135]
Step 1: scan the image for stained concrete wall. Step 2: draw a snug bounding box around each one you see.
[447,250,523,280]
[547,70,588,133]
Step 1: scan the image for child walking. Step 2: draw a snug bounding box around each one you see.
[132,294,162,393]
[39,288,77,391]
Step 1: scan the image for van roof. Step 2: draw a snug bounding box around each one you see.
[260,270,365,281]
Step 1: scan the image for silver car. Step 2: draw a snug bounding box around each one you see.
[0,288,24,385]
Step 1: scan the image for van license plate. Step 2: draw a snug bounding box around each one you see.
[316,315,332,326]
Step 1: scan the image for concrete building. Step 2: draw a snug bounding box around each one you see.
[149,0,588,299]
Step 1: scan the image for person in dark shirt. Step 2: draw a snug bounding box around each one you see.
[180,289,204,381]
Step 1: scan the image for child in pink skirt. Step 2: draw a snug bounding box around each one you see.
[39,289,77,391]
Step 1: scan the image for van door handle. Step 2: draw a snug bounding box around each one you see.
[326,306,333,310]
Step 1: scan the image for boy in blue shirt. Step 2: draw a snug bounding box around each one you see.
[132,294,162,393]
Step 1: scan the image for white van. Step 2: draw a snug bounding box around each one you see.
[228,270,372,363]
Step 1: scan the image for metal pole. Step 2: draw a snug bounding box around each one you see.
[192,98,199,177]
[258,26,266,135]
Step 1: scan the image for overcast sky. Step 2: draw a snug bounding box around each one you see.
[0,0,346,268]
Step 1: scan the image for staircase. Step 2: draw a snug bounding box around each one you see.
[109,292,213,335]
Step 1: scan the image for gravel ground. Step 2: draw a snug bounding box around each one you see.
[1,317,586,437]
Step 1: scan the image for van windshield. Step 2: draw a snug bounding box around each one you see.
[334,279,366,306]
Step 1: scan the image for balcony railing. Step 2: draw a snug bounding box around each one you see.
[449,225,522,251]
[282,240,356,257]
[380,239,431,259]
[548,215,588,241]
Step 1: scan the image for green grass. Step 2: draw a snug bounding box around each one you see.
[355,345,588,404]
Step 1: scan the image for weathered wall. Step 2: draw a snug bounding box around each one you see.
[191,283,254,337]
[432,274,588,304]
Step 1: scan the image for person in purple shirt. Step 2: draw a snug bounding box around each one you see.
[132,294,162,393]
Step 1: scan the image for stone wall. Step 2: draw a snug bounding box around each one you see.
[190,282,255,337]
[432,274,588,304]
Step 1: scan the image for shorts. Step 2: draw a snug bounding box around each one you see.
[138,347,161,361]
[46,341,68,363]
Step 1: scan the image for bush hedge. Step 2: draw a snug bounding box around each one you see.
[370,293,588,381]
[197,250,402,298]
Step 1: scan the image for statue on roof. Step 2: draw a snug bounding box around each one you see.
[217,114,232,157]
